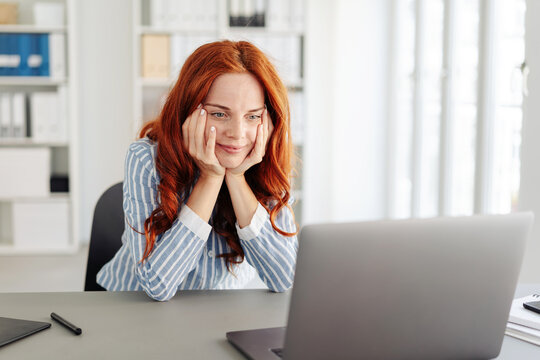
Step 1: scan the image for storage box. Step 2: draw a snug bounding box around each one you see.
[33,2,64,26]
[0,147,51,198]
[0,3,18,24]
[12,197,70,249]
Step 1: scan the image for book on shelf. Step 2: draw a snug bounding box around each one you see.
[169,34,214,79]
[150,0,217,30]
[506,294,540,346]
[243,34,302,86]
[30,90,68,142]
[0,93,12,138]
[141,34,170,78]
[0,3,18,25]
[229,0,265,27]
[289,91,304,144]
[10,92,26,138]
[0,92,26,139]
[0,33,65,78]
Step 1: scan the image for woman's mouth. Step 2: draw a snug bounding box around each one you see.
[218,144,245,154]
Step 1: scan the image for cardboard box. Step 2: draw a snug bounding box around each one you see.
[0,3,18,24]
[141,34,170,78]
[12,197,70,249]
[0,147,50,198]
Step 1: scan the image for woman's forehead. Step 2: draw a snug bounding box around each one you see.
[205,72,264,110]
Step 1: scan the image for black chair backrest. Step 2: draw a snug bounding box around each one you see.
[84,182,125,291]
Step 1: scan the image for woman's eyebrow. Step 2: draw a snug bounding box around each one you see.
[204,103,264,113]
[205,103,230,110]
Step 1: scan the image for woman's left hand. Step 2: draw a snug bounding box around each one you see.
[227,107,274,177]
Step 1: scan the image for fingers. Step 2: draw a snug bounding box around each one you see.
[262,107,274,150]
[262,108,269,144]
[206,125,216,155]
[256,123,264,157]
[188,106,201,154]
[182,104,203,154]
[194,107,206,155]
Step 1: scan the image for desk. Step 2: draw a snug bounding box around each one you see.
[1,287,539,359]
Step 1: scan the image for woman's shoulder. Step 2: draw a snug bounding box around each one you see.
[126,138,158,167]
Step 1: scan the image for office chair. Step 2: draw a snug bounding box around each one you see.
[84,182,124,291]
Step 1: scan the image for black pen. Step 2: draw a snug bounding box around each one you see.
[50,312,82,335]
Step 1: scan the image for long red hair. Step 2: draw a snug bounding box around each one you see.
[139,40,297,269]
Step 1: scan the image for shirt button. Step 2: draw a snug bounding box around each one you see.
[208,250,215,258]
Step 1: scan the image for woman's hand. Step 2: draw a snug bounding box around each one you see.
[182,105,226,179]
[226,107,274,178]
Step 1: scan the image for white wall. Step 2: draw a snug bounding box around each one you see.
[76,0,133,243]
[517,0,540,282]
[303,0,389,224]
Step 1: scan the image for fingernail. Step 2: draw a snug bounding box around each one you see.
[210,126,215,132]
[200,108,205,115]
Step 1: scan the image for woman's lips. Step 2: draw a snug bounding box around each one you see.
[218,144,245,154]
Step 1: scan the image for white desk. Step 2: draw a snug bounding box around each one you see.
[0,286,539,359]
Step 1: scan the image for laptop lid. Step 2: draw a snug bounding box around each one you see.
[282,212,533,359]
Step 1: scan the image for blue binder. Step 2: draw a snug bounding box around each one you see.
[0,34,6,76]
[6,34,19,76]
[18,34,33,76]
[38,34,50,76]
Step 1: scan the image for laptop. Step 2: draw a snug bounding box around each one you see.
[227,212,533,359]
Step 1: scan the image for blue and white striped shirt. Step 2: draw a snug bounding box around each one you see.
[97,138,298,301]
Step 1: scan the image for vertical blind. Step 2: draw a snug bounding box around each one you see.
[387,0,526,219]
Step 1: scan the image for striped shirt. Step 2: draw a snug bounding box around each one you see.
[96,138,298,301]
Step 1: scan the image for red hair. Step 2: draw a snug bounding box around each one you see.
[138,40,298,269]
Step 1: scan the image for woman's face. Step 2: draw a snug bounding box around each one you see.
[203,72,265,169]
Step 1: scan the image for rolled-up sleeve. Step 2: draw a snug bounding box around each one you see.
[236,199,298,292]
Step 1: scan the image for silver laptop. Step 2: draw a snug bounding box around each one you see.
[227,212,533,359]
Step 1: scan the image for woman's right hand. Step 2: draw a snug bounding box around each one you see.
[182,105,225,179]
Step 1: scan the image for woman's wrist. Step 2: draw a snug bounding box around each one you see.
[225,170,245,183]
[199,171,225,183]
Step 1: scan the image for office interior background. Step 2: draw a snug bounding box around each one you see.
[1,0,540,291]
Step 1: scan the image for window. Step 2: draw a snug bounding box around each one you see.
[388,0,526,218]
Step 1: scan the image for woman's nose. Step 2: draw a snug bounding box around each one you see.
[226,118,244,139]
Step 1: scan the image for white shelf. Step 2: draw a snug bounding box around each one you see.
[0,193,70,202]
[138,26,217,36]
[137,25,304,37]
[0,76,67,86]
[0,244,78,255]
[0,0,80,255]
[0,24,67,33]
[0,138,69,147]
[225,27,305,37]
[138,77,303,90]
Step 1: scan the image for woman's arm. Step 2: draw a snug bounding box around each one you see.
[235,196,298,292]
[226,171,297,292]
[122,141,214,301]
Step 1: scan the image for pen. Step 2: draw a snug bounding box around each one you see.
[50,312,82,335]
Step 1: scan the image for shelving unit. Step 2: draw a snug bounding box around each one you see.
[0,0,79,254]
[132,0,306,224]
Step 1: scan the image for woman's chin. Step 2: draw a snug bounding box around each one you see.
[217,156,245,169]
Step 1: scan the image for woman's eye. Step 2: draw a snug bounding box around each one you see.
[247,114,261,121]
[211,112,226,119]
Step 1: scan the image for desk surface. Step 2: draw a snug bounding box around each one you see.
[1,286,539,359]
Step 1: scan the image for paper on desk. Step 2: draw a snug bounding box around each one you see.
[508,295,540,331]
[505,322,540,346]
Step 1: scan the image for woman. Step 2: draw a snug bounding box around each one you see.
[97,40,298,301]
